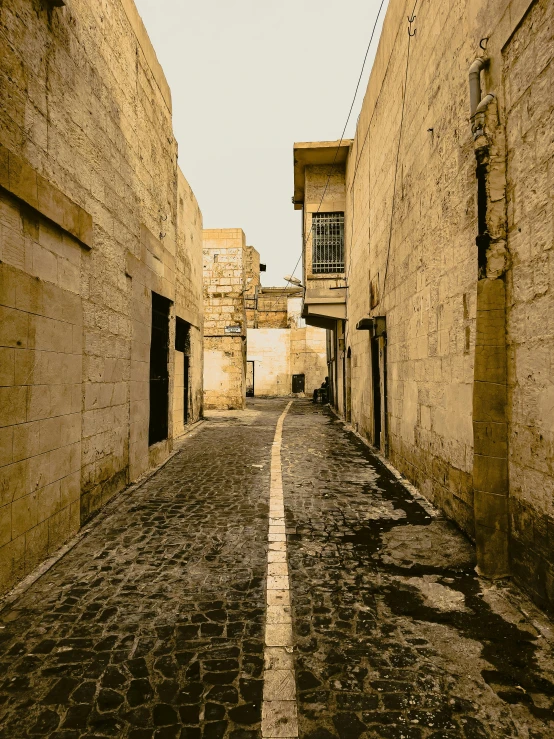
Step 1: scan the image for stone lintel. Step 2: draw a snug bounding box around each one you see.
[0,143,92,249]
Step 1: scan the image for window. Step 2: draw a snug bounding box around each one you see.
[311,212,344,274]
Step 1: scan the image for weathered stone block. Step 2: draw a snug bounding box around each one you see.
[11,492,38,538]
[0,503,10,548]
[475,309,506,347]
[9,154,38,209]
[0,305,29,348]
[0,386,27,427]
[0,459,28,506]
[473,344,507,383]
[0,347,15,386]
[0,145,8,190]
[37,480,61,524]
[475,522,510,579]
[474,488,509,530]
[24,519,49,571]
[12,421,40,463]
[473,381,506,423]
[473,421,508,457]
[0,427,13,468]
[473,454,508,494]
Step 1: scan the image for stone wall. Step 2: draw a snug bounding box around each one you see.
[333,0,553,608]
[253,290,289,329]
[346,0,478,535]
[0,0,203,594]
[202,229,247,409]
[246,329,291,396]
[502,0,554,607]
[247,296,327,397]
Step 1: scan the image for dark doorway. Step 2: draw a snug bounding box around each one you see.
[175,317,191,424]
[292,373,305,394]
[149,292,171,446]
[371,336,381,449]
[246,361,254,397]
[346,347,352,423]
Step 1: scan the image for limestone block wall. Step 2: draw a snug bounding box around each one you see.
[290,326,328,396]
[203,337,245,410]
[173,170,203,435]
[0,0,203,594]
[256,291,289,329]
[337,0,554,607]
[502,0,554,604]
[303,166,347,296]
[345,0,480,534]
[245,246,261,328]
[247,329,291,396]
[203,229,247,409]
[246,325,327,398]
[0,250,82,590]
[247,297,327,397]
[288,297,328,395]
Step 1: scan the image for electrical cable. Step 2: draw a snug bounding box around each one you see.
[343,0,419,351]
[265,0,388,313]
[381,1,417,302]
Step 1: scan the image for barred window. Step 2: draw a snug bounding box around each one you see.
[311,212,344,274]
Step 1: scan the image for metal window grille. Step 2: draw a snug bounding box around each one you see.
[311,212,345,273]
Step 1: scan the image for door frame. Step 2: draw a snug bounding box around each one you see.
[246,360,255,397]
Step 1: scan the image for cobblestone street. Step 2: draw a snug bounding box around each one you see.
[1,399,554,739]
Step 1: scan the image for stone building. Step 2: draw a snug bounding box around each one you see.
[246,275,328,398]
[0,0,203,595]
[202,229,248,410]
[293,0,554,611]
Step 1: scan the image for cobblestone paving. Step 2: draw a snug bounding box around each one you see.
[3,399,554,739]
[0,399,288,739]
[282,401,554,739]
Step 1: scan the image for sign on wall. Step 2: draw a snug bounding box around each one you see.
[224,325,242,334]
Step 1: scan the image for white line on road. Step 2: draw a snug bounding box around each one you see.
[262,400,298,739]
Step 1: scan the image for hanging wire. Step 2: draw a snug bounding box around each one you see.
[343,0,420,350]
[265,0,388,313]
[380,3,417,302]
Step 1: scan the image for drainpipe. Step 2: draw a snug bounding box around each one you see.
[472,94,496,139]
[468,56,511,580]
[469,58,486,117]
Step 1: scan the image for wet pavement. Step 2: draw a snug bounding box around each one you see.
[0,400,283,739]
[282,402,554,739]
[1,399,554,739]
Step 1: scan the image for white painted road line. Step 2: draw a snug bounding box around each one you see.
[262,401,298,739]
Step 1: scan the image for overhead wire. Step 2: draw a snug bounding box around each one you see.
[381,0,418,301]
[343,0,420,352]
[265,0,388,313]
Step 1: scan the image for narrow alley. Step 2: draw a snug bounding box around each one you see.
[1,400,553,739]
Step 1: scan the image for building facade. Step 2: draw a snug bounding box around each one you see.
[0,0,203,595]
[202,229,248,410]
[246,291,328,398]
[293,0,554,611]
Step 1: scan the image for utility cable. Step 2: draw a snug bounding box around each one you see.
[344,0,420,350]
[381,0,418,301]
[265,0,387,313]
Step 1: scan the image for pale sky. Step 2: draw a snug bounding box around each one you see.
[134,0,389,286]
